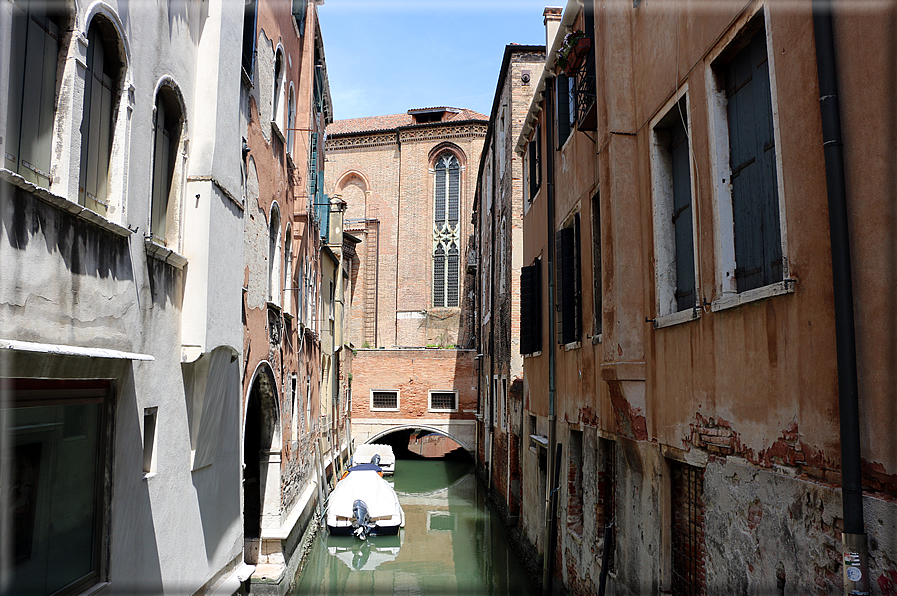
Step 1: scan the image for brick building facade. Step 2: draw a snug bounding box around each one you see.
[324,108,487,450]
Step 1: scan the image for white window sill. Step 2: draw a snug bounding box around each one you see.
[143,472,157,480]
[271,120,285,143]
[144,237,188,269]
[2,169,131,237]
[564,340,581,351]
[711,279,795,313]
[653,307,700,329]
[428,409,458,414]
[523,350,542,358]
[370,408,399,413]
[591,334,602,345]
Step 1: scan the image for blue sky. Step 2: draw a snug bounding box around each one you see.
[317,0,553,121]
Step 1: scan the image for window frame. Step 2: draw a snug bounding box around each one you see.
[432,151,462,308]
[650,89,700,327]
[4,379,112,596]
[272,47,286,138]
[149,82,185,249]
[706,10,791,311]
[370,389,400,412]
[556,212,582,347]
[428,390,459,413]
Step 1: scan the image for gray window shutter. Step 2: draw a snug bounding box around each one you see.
[556,218,580,345]
[79,23,115,216]
[669,104,695,311]
[727,24,782,292]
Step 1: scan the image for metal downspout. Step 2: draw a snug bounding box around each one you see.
[542,76,559,596]
[811,2,869,593]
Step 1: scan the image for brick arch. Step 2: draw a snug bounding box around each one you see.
[336,169,371,193]
[365,425,474,454]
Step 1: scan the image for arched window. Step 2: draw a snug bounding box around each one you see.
[79,17,122,215]
[433,153,460,307]
[283,224,293,315]
[150,86,183,246]
[268,205,282,305]
[6,1,69,189]
[273,49,285,134]
[286,85,295,155]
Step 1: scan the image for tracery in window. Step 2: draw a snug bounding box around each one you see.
[433,153,460,307]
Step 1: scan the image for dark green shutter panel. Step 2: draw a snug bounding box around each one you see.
[528,139,538,199]
[556,224,579,345]
[520,261,542,354]
[727,24,782,293]
[556,75,571,148]
[670,104,695,311]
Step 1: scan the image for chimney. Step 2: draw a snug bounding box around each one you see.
[544,7,563,53]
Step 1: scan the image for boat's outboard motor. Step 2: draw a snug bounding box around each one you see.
[370,454,381,467]
[352,499,374,540]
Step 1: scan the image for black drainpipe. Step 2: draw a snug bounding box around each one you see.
[812,2,869,594]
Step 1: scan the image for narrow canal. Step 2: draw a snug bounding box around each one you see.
[291,458,536,595]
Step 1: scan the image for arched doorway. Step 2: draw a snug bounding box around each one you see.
[243,363,280,562]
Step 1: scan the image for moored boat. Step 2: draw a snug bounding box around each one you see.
[351,443,396,475]
[326,460,405,539]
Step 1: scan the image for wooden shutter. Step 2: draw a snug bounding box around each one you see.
[7,2,59,188]
[556,217,580,345]
[520,260,542,354]
[591,193,602,335]
[670,104,696,311]
[79,23,114,216]
[727,24,782,292]
[150,100,172,242]
[556,76,571,148]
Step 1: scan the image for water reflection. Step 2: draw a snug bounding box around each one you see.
[291,460,535,596]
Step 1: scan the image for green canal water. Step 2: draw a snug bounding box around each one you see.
[290,459,536,596]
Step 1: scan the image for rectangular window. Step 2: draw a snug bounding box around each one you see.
[242,0,257,78]
[598,438,616,572]
[710,16,784,296]
[371,390,399,411]
[652,95,697,316]
[143,407,158,475]
[556,214,582,345]
[527,124,542,202]
[591,193,602,335]
[670,460,706,595]
[520,259,542,354]
[290,374,298,442]
[567,430,583,538]
[429,391,458,412]
[3,379,109,596]
[556,75,571,147]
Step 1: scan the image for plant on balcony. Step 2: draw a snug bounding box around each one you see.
[556,30,591,76]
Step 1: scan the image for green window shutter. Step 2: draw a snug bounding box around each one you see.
[520,260,542,354]
[556,75,571,148]
[727,24,782,293]
[669,103,695,311]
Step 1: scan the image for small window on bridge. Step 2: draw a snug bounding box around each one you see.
[371,390,399,411]
[429,391,458,412]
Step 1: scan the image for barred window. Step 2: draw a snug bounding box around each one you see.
[433,153,461,307]
[371,391,398,410]
[429,391,457,412]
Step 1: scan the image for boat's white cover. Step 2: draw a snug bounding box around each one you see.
[352,444,396,467]
[329,470,402,519]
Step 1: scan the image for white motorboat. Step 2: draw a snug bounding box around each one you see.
[326,461,405,539]
[351,444,396,475]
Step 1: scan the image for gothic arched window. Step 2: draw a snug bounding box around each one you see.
[433,153,460,307]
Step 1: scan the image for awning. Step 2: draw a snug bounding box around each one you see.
[0,339,154,361]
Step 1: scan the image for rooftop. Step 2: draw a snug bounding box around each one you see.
[327,107,489,136]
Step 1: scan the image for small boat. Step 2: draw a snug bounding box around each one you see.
[352,443,396,475]
[327,533,402,571]
[326,459,405,539]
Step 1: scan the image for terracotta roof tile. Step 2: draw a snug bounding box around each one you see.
[327,107,488,136]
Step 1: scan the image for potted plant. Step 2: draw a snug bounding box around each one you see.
[556,30,590,76]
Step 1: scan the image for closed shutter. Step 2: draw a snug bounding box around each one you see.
[434,159,446,225]
[520,260,542,354]
[79,23,115,216]
[670,105,696,311]
[556,75,571,147]
[727,24,782,293]
[447,245,459,307]
[448,159,459,226]
[556,216,580,345]
[7,2,59,189]
[150,100,172,242]
[528,139,538,200]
